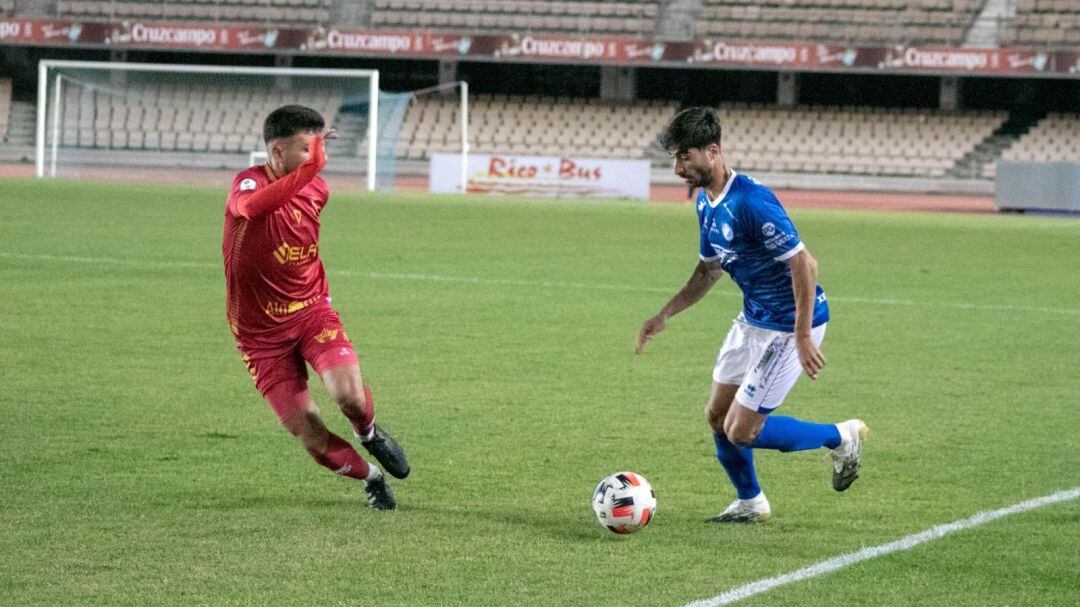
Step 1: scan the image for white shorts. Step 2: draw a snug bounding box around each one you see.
[712,314,827,414]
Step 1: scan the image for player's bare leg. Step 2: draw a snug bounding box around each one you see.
[704,382,738,432]
[270,386,395,510]
[726,395,866,493]
[706,384,771,523]
[321,364,411,479]
[279,398,331,454]
[723,401,767,446]
[321,363,374,438]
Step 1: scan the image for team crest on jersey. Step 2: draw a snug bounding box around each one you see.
[239,178,257,191]
[762,222,777,237]
[721,223,734,241]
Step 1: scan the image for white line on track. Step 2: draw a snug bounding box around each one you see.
[680,487,1080,607]
[3,252,1080,317]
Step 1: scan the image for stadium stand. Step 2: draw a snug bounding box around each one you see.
[20,0,1080,47]
[1002,0,1080,47]
[55,0,333,24]
[711,104,1007,178]
[370,0,661,36]
[13,0,1080,48]
[398,93,678,160]
[43,78,1014,181]
[56,81,340,153]
[5,101,37,148]
[0,79,11,143]
[985,112,1080,177]
[396,95,1005,178]
[697,0,984,45]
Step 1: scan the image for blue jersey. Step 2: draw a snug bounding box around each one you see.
[696,171,829,332]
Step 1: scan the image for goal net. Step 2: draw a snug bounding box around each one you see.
[36,61,382,190]
[390,81,469,194]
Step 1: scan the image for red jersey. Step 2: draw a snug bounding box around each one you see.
[223,162,331,346]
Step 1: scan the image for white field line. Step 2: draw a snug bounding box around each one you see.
[3,252,1080,317]
[681,487,1080,607]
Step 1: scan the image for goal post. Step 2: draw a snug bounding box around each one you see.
[391,79,470,193]
[411,80,470,193]
[36,60,380,191]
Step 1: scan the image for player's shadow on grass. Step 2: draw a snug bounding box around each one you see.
[194,495,598,542]
[406,503,601,542]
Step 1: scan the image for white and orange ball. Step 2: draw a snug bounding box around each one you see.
[592,471,656,534]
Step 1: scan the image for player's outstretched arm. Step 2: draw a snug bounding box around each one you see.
[230,134,328,220]
[787,248,826,379]
[636,260,723,355]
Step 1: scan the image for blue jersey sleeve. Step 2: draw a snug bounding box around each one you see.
[742,188,804,261]
[700,229,718,260]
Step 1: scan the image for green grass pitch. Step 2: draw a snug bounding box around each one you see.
[1,179,1078,606]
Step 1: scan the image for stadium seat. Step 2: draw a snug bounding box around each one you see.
[696,0,980,45]
[1000,113,1080,164]
[56,0,332,24]
[45,80,353,161]
[398,93,678,161]
[695,104,1008,178]
[370,0,661,35]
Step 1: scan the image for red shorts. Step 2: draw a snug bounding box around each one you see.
[236,303,359,398]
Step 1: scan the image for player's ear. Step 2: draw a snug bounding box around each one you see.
[705,143,717,162]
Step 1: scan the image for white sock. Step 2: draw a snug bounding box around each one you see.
[365,464,383,482]
[355,426,376,443]
[742,492,769,508]
[833,423,848,450]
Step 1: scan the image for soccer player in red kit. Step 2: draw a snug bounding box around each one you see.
[223,105,409,510]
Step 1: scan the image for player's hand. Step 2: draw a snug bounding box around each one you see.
[796,336,826,380]
[635,313,667,355]
[310,131,329,171]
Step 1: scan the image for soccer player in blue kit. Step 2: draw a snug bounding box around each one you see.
[636,107,868,523]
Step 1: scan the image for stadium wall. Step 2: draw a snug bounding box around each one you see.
[996,162,1080,212]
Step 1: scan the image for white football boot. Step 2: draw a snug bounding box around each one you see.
[707,493,771,524]
[830,419,869,491]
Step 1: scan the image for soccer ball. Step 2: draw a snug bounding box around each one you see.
[592,471,656,534]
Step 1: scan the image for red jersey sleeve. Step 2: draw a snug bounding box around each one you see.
[227,136,327,220]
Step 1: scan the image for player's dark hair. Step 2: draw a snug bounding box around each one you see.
[263,105,325,144]
[660,106,722,155]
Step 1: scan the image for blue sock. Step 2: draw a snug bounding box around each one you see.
[713,432,761,500]
[751,415,841,452]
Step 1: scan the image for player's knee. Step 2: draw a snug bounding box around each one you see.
[724,420,758,447]
[728,427,758,448]
[728,431,752,448]
[335,390,368,417]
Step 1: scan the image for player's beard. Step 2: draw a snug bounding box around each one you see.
[688,164,713,190]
